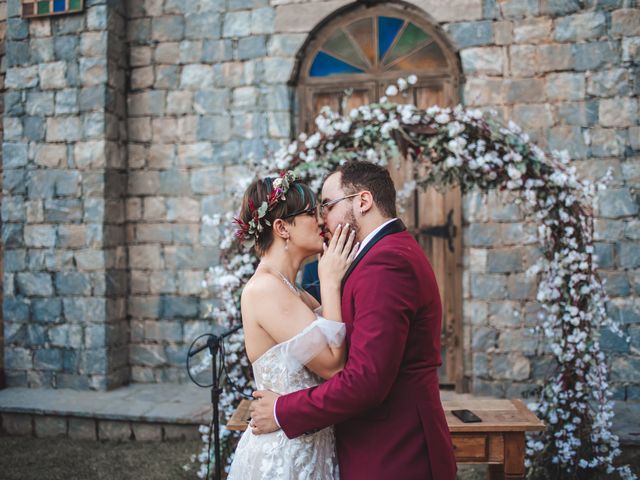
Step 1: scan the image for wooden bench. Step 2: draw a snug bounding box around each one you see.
[227,398,544,480]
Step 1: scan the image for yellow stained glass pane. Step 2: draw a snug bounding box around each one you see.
[345,18,375,66]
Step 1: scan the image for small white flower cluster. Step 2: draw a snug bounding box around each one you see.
[195,76,633,479]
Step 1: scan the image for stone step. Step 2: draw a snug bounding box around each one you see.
[0,383,213,441]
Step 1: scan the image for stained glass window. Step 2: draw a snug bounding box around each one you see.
[22,0,83,19]
[309,15,446,77]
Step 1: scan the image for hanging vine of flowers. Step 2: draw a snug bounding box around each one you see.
[188,76,635,480]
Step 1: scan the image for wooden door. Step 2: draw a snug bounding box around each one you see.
[302,81,464,391]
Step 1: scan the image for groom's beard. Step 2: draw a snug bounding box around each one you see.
[338,209,361,241]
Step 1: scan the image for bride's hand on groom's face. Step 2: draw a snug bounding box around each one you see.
[250,390,281,435]
[317,224,359,288]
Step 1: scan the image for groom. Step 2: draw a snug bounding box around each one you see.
[251,161,457,479]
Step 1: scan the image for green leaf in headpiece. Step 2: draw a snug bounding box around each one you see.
[257,201,268,217]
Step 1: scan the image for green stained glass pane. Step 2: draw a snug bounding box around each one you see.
[345,18,375,66]
[388,41,447,71]
[69,0,82,10]
[37,1,50,14]
[383,23,430,65]
[323,29,368,70]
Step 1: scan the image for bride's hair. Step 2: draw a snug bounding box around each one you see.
[239,177,317,255]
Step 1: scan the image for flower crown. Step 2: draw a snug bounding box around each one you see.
[233,170,297,248]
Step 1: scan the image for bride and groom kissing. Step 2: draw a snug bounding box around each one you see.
[228,161,456,479]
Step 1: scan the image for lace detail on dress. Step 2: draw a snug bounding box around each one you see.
[228,317,344,480]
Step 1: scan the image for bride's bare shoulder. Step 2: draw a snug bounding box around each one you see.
[242,272,287,303]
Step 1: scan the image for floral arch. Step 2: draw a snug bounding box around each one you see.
[191,78,635,480]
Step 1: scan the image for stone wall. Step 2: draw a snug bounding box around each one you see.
[0,0,7,388]
[1,0,638,413]
[2,0,130,390]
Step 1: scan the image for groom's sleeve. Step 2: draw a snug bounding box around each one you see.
[275,250,416,439]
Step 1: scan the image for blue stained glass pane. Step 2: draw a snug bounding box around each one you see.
[53,0,67,12]
[378,16,404,60]
[310,51,364,77]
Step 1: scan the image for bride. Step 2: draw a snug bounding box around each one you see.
[228,171,358,479]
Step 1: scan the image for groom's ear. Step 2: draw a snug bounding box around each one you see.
[358,191,374,214]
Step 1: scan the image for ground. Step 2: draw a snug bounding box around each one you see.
[0,434,201,480]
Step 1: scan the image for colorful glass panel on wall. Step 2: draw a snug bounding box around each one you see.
[309,15,446,77]
[22,0,83,19]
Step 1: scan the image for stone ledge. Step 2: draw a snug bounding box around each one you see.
[0,383,211,425]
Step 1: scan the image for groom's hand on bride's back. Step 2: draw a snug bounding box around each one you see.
[250,390,281,435]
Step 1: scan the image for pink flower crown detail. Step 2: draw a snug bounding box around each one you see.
[233,170,297,249]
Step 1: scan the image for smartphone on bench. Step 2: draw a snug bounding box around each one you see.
[451,409,482,423]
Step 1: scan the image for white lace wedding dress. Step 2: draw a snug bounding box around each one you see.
[228,317,344,480]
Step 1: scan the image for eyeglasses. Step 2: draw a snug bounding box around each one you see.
[282,204,319,219]
[318,192,365,217]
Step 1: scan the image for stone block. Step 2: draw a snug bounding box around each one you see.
[32,297,62,323]
[4,250,27,272]
[180,64,214,90]
[262,57,294,84]
[238,35,267,60]
[132,423,163,442]
[4,297,31,323]
[151,117,180,144]
[611,356,640,382]
[446,20,494,49]
[17,272,54,296]
[2,197,26,223]
[44,199,82,222]
[554,11,606,42]
[129,296,161,318]
[2,223,25,248]
[512,104,554,129]
[34,416,67,438]
[499,0,539,18]
[131,66,154,89]
[38,61,67,90]
[166,198,200,222]
[498,329,538,354]
[33,349,63,371]
[466,223,500,247]
[202,38,234,62]
[556,101,598,126]
[68,418,97,440]
[6,65,39,89]
[1,414,33,436]
[98,420,132,441]
[196,116,231,143]
[250,6,275,35]
[602,271,631,297]
[160,295,199,318]
[163,424,199,440]
[86,4,108,30]
[166,91,193,114]
[4,117,23,141]
[79,58,108,86]
[572,41,619,71]
[513,17,551,43]
[471,326,498,351]
[223,10,251,37]
[130,344,167,367]
[470,273,508,299]
[589,127,625,158]
[548,125,588,159]
[78,85,106,112]
[3,142,28,168]
[55,272,92,295]
[128,171,160,196]
[24,116,46,142]
[55,89,79,115]
[597,189,638,218]
[26,91,55,116]
[128,91,165,117]
[129,245,163,270]
[80,31,108,57]
[622,37,640,63]
[486,249,523,273]
[587,68,630,98]
[617,242,640,269]
[63,297,106,322]
[177,142,215,167]
[46,117,82,142]
[144,320,182,342]
[611,9,640,37]
[491,353,530,380]
[599,97,638,128]
[49,324,83,349]
[185,12,221,39]
[152,15,185,42]
[545,72,585,101]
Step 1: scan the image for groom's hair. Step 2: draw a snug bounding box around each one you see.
[337,161,397,218]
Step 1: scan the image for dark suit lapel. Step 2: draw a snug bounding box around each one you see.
[341,219,406,292]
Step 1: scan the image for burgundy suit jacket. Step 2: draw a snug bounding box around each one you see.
[276,220,457,480]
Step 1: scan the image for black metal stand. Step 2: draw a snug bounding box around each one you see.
[188,324,243,480]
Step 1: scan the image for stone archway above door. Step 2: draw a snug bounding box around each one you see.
[293,2,465,391]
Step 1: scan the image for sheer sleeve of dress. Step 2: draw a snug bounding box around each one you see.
[281,316,345,373]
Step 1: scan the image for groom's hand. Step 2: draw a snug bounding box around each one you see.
[250,390,280,435]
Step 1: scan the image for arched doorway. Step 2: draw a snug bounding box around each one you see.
[294,2,465,391]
